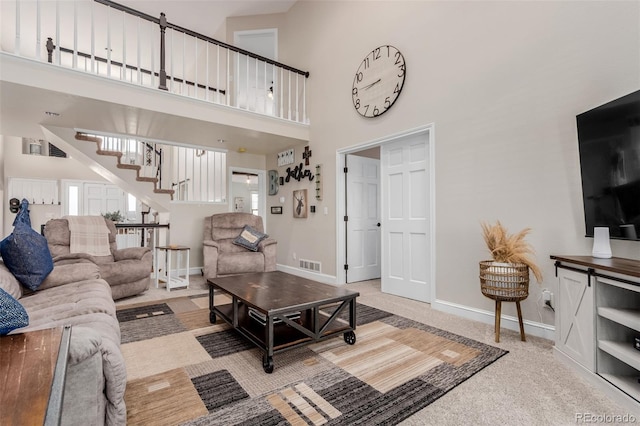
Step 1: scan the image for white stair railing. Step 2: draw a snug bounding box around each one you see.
[1,0,310,124]
[79,131,227,203]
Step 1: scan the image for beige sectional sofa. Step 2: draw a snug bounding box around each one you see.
[0,260,126,425]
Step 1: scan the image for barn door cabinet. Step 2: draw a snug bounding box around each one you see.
[551,255,640,412]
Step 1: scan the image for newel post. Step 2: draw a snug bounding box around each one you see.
[46,37,54,63]
[158,12,168,90]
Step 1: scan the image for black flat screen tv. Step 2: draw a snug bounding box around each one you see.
[576,89,640,241]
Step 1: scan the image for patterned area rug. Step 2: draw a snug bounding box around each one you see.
[118,294,507,425]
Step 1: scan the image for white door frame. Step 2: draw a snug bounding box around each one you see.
[336,124,436,301]
[227,167,266,226]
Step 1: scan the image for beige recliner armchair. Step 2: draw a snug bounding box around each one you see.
[203,212,277,279]
[44,217,152,300]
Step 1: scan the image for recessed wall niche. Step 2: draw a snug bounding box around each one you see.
[21,138,67,158]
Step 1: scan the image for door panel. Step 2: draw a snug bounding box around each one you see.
[346,154,381,283]
[381,133,430,302]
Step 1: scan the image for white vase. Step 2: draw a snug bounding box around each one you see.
[592,227,612,259]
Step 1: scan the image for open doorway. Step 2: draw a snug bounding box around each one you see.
[337,125,435,303]
[234,29,278,116]
[228,167,266,224]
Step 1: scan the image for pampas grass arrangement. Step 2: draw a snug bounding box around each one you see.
[481,220,543,283]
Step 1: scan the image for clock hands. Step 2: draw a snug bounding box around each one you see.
[362,78,381,90]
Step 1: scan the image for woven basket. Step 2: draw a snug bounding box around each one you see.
[479,261,529,302]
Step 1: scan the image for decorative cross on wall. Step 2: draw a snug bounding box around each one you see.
[302,146,312,166]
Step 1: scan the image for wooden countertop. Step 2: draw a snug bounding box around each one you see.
[550,255,640,279]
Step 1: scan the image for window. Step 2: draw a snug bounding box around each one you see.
[251,192,259,215]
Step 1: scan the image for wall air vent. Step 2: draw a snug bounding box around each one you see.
[299,259,321,273]
[48,143,67,158]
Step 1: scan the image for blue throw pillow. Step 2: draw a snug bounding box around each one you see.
[0,287,29,335]
[233,225,268,252]
[0,199,53,291]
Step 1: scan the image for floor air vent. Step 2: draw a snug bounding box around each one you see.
[299,259,321,272]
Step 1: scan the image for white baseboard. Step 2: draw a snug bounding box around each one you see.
[432,299,556,341]
[276,264,338,285]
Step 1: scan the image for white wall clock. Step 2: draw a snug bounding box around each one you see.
[352,45,406,118]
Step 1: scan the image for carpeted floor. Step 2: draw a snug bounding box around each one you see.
[117,276,636,425]
[117,293,507,425]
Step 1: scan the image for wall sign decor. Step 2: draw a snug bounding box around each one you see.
[271,206,283,214]
[277,148,295,167]
[302,146,312,166]
[293,189,308,218]
[268,170,279,195]
[284,163,315,183]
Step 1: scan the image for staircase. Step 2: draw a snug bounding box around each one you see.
[75,132,175,199]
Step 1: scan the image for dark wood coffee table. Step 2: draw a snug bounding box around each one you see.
[208,271,359,373]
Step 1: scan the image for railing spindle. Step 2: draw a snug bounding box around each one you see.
[73,1,77,69]
[122,9,126,81]
[91,0,95,73]
[15,0,21,55]
[36,0,41,59]
[55,0,60,65]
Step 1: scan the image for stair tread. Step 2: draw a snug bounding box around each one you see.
[117,164,141,170]
[97,150,122,157]
[137,177,158,182]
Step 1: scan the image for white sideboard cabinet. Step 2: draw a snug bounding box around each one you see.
[552,255,640,411]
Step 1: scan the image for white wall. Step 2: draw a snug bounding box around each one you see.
[234,1,640,327]
[1,136,108,234]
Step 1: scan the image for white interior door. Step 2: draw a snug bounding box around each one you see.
[234,29,277,115]
[381,133,430,302]
[346,154,381,282]
[83,183,125,216]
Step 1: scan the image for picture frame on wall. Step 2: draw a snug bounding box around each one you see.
[271,206,283,214]
[292,189,307,218]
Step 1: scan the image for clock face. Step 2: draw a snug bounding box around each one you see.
[352,45,406,118]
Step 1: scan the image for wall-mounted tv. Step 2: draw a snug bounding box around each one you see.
[577,89,640,241]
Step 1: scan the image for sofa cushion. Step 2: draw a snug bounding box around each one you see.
[0,261,22,299]
[19,279,117,325]
[39,261,101,291]
[0,200,53,291]
[0,287,29,335]
[218,252,265,275]
[98,259,151,286]
[233,225,268,251]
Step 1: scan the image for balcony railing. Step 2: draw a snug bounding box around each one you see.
[1,0,310,123]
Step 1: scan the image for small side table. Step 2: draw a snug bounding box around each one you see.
[155,245,190,291]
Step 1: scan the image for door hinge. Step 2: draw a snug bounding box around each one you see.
[344,264,349,271]
[344,215,348,222]
[343,167,348,173]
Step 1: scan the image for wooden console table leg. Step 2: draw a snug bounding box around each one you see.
[516,301,526,342]
[495,300,502,343]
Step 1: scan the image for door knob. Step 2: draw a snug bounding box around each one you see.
[377,223,381,227]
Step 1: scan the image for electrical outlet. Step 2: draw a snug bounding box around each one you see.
[542,289,554,310]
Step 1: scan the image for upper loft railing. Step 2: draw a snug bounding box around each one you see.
[1,0,310,124]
